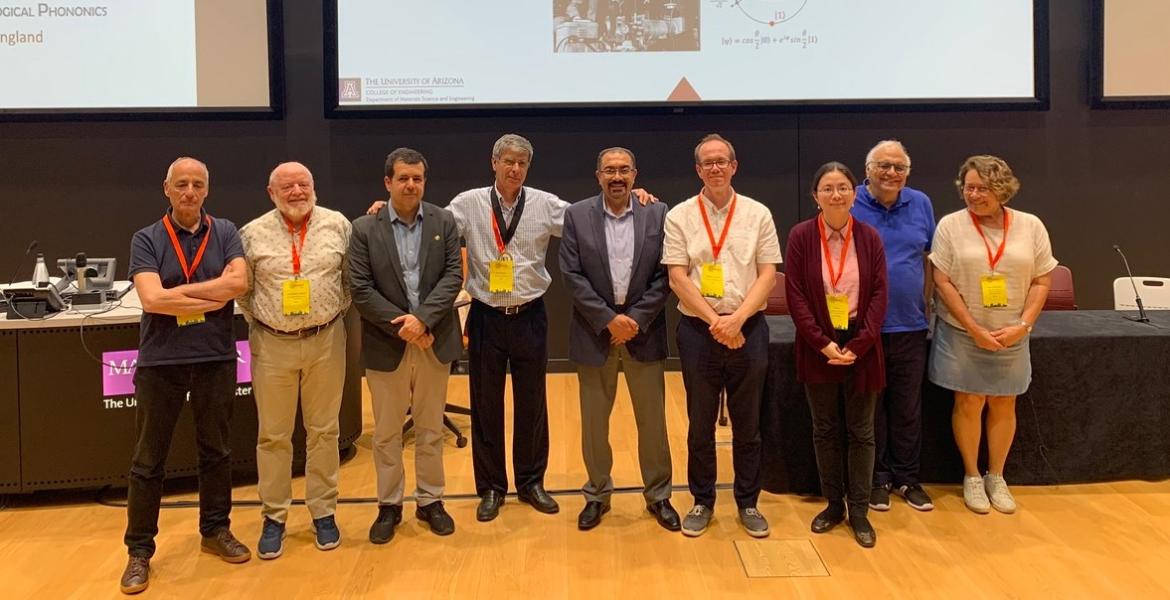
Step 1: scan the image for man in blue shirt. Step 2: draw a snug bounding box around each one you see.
[851,141,937,513]
[120,157,251,594]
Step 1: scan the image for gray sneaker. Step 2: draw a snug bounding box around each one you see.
[738,507,770,538]
[963,475,991,514]
[681,505,712,537]
[983,473,1017,514]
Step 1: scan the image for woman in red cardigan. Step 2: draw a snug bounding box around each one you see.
[785,162,888,548]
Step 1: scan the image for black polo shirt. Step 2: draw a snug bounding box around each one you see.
[128,209,245,367]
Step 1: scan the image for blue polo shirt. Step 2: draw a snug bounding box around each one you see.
[852,182,936,333]
[128,209,245,367]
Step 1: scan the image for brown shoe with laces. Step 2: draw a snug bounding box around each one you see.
[200,528,252,563]
[119,556,150,594]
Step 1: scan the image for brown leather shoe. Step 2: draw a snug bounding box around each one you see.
[119,556,150,595]
[200,528,252,563]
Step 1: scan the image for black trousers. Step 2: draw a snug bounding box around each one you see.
[677,313,769,509]
[805,372,878,517]
[124,360,237,558]
[467,298,550,496]
[873,329,928,487]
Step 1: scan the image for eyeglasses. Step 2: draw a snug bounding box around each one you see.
[962,184,992,196]
[698,159,732,171]
[868,161,910,175]
[600,166,634,176]
[497,158,529,169]
[817,185,854,196]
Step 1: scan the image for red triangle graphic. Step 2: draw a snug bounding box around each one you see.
[668,77,701,101]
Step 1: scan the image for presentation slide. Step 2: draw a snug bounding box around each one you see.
[1100,0,1170,99]
[0,0,272,112]
[333,0,1037,109]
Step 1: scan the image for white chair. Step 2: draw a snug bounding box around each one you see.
[1113,277,1170,311]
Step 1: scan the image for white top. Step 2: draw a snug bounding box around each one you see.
[929,207,1058,331]
[662,191,783,317]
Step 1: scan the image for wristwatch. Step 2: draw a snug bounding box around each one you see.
[1018,319,1033,333]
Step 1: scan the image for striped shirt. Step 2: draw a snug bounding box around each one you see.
[448,185,569,306]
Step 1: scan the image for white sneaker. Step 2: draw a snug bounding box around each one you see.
[963,475,990,514]
[983,473,1017,514]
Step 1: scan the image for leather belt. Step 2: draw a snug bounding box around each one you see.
[255,313,340,338]
[482,299,535,316]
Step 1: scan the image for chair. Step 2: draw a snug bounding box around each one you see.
[1042,265,1076,310]
[1113,277,1170,311]
[403,248,472,448]
[764,271,789,315]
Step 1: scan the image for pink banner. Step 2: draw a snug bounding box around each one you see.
[102,341,251,396]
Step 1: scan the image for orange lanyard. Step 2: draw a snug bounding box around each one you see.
[283,211,311,276]
[162,213,212,284]
[817,215,853,292]
[969,208,1011,272]
[698,193,736,260]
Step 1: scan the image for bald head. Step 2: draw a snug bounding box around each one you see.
[267,161,317,225]
[165,157,209,185]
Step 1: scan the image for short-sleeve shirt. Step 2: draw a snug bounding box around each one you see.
[852,183,936,332]
[128,209,245,367]
[238,206,352,331]
[448,185,569,307]
[661,191,783,316]
[929,207,1058,332]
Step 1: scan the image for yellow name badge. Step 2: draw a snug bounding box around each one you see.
[489,256,514,293]
[282,278,312,316]
[176,313,205,327]
[700,262,724,299]
[980,274,1009,308]
[826,293,850,330]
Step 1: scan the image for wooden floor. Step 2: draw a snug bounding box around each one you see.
[4,372,1170,599]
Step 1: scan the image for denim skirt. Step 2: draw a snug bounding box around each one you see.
[928,319,1032,396]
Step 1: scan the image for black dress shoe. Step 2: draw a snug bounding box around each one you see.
[369,504,403,544]
[811,505,845,534]
[417,501,456,536]
[577,501,610,530]
[849,514,877,548]
[477,490,505,522]
[517,484,560,514]
[646,499,681,531]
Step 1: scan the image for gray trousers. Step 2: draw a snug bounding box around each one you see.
[576,345,672,504]
[251,320,345,523]
[365,345,450,507]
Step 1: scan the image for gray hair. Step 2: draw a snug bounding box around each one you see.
[492,134,534,162]
[165,156,209,184]
[596,146,636,170]
[693,133,736,163]
[864,140,911,166]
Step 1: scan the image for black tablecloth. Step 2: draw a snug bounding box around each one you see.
[760,311,1170,494]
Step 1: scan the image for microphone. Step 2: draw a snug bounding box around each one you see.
[6,240,39,286]
[75,252,88,292]
[1113,244,1150,324]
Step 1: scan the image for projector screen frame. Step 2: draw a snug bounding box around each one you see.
[323,0,1050,118]
[1090,0,1170,109]
[0,0,285,122]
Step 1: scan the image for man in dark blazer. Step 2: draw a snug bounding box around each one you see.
[558,147,679,531]
[349,148,463,544]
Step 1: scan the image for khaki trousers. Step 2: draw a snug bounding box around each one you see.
[365,344,450,507]
[250,319,345,523]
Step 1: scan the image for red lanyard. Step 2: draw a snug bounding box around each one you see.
[969,208,1011,272]
[490,210,508,256]
[283,211,311,276]
[817,215,853,291]
[162,213,212,284]
[698,193,736,260]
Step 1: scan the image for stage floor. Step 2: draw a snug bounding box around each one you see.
[3,373,1170,598]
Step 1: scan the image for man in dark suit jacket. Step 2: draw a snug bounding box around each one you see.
[558,147,679,532]
[349,148,463,544]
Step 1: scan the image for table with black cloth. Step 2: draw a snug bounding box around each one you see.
[0,293,364,493]
[760,311,1170,495]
